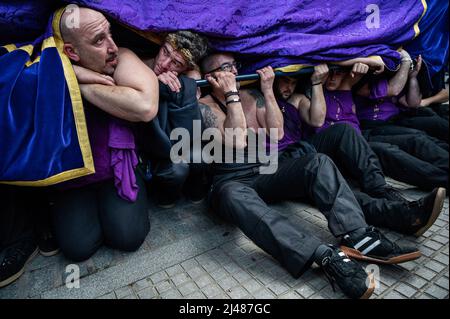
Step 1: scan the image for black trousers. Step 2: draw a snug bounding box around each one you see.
[52,170,150,262]
[307,124,387,193]
[360,121,449,190]
[151,160,189,202]
[209,153,368,278]
[394,108,449,144]
[284,124,427,234]
[0,186,51,250]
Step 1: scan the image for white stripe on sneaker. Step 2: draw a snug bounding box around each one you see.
[353,236,372,250]
[360,240,381,255]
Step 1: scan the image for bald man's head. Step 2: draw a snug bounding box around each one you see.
[61,7,119,76]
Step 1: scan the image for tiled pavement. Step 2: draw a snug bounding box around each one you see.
[0,178,448,299]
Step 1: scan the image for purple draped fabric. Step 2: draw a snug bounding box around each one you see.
[0,0,426,71]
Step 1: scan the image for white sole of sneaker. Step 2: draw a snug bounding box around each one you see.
[414,187,446,237]
[39,249,60,257]
[339,246,422,265]
[0,247,38,288]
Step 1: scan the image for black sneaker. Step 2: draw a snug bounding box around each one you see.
[0,240,38,288]
[319,246,375,299]
[38,233,60,257]
[369,186,408,203]
[340,227,421,264]
[404,187,446,237]
[156,192,177,209]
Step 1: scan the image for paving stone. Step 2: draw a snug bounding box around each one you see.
[383,291,406,299]
[155,279,173,294]
[267,281,290,296]
[202,284,224,298]
[97,292,116,299]
[160,289,182,299]
[166,264,184,277]
[150,270,168,284]
[187,266,207,279]
[194,275,214,288]
[435,277,449,290]
[425,260,447,273]
[178,281,199,296]
[416,268,438,281]
[114,285,133,299]
[252,288,275,299]
[226,286,249,299]
[394,283,418,298]
[296,285,315,298]
[279,291,302,299]
[217,276,239,291]
[171,272,190,287]
[242,278,264,294]
[137,287,156,299]
[402,275,428,290]
[132,278,151,292]
[425,285,449,299]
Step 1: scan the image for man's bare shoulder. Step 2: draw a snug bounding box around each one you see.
[288,93,307,109]
[240,88,265,108]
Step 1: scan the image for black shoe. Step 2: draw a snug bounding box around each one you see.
[319,246,374,299]
[404,187,446,237]
[38,233,59,257]
[0,240,38,288]
[156,192,177,209]
[369,186,408,203]
[340,227,421,264]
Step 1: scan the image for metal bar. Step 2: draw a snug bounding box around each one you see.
[195,65,344,87]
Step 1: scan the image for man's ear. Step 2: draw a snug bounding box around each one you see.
[63,43,80,62]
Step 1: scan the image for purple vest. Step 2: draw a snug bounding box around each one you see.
[354,77,400,121]
[314,89,361,134]
[276,98,303,151]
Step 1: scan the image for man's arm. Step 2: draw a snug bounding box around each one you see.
[202,72,247,149]
[245,66,284,140]
[403,55,422,107]
[296,64,328,127]
[385,49,412,97]
[333,56,385,75]
[421,88,449,107]
[79,48,159,122]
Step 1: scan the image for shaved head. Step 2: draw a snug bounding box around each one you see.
[61,7,106,43]
[60,6,119,75]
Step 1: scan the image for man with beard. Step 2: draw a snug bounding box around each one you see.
[197,52,422,299]
[51,7,159,262]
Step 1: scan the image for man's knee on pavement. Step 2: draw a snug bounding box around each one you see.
[59,236,101,262]
[104,217,150,252]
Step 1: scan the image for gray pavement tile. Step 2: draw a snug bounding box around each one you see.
[394,283,418,298]
[171,272,190,287]
[201,284,224,298]
[226,286,249,299]
[383,291,407,299]
[193,275,214,288]
[296,284,316,299]
[97,292,116,299]
[178,281,199,296]
[137,287,156,299]
[279,291,302,299]
[241,278,264,294]
[425,284,449,299]
[435,276,449,290]
[187,266,207,279]
[114,285,133,299]
[217,276,239,291]
[132,278,151,292]
[160,289,182,299]
[149,270,169,284]
[252,288,276,299]
[155,279,173,294]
